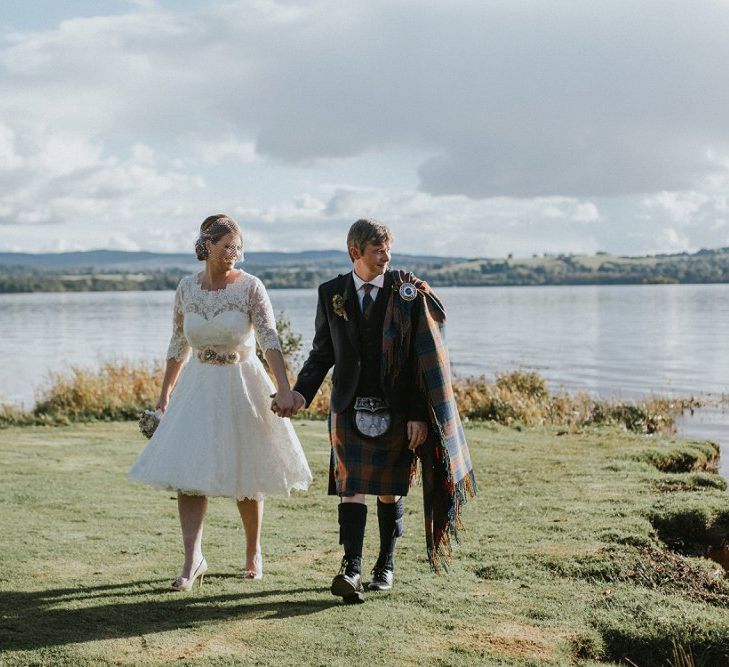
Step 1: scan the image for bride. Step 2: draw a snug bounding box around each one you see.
[128,214,312,590]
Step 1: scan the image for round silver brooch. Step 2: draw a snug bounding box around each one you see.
[399,282,418,301]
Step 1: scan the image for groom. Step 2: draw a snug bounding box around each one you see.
[273,218,476,603]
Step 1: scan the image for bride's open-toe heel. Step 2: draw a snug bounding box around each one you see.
[171,557,208,591]
[243,551,263,580]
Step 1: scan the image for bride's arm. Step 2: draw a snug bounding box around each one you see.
[156,358,185,412]
[157,281,191,411]
[248,277,296,415]
[264,348,295,415]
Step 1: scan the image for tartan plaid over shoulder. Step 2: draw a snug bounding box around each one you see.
[382,270,477,572]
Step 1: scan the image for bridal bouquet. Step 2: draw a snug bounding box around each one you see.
[138,409,162,439]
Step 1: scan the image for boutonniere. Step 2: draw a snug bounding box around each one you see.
[332,293,349,321]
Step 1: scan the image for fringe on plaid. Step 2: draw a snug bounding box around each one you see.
[382,269,477,572]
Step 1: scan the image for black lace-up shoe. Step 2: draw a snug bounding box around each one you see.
[330,556,365,603]
[365,565,394,591]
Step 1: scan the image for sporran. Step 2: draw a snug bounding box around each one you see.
[353,396,392,438]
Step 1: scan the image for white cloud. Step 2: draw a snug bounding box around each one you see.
[0,127,204,228]
[660,227,690,251]
[4,1,729,193]
[0,182,597,257]
[632,165,729,252]
[130,142,157,165]
[0,1,728,255]
[572,203,600,224]
[230,185,607,258]
[194,137,256,165]
[0,123,23,170]
[126,0,158,8]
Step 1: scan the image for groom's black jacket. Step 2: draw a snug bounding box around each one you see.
[293,270,427,419]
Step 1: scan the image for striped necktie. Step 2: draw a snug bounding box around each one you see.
[361,283,374,319]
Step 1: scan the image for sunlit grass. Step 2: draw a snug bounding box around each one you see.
[1,421,728,666]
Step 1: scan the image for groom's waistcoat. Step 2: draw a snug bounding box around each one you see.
[354,279,388,398]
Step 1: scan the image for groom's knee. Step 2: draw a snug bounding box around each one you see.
[340,493,366,504]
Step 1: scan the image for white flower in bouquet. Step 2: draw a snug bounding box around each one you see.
[138,409,162,439]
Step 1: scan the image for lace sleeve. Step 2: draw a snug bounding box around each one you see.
[165,281,191,362]
[249,277,282,355]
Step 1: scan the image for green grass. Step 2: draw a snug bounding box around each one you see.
[0,421,728,666]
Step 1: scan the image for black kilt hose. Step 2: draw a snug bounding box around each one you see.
[328,409,416,496]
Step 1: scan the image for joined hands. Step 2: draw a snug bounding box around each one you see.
[270,389,306,418]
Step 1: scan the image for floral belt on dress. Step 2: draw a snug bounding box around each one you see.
[196,348,241,365]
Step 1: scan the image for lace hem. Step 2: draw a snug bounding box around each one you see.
[249,276,282,354]
[255,327,281,355]
[166,342,191,363]
[166,280,191,361]
[126,475,311,502]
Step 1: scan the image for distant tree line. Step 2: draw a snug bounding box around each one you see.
[1,248,729,292]
[411,248,729,287]
[0,271,186,293]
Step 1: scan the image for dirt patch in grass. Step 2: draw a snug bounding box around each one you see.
[455,623,571,661]
[475,564,511,581]
[107,635,236,665]
[155,639,213,663]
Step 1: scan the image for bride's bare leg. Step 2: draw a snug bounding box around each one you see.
[178,493,207,577]
[237,498,263,570]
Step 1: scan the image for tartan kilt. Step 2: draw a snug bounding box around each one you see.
[328,408,416,496]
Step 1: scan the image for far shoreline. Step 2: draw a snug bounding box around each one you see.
[1,246,728,291]
[3,279,729,295]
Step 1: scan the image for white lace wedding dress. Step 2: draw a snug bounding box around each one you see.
[128,271,313,501]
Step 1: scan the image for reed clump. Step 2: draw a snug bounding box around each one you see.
[277,369,697,434]
[0,366,698,433]
[34,361,164,421]
[0,361,164,427]
[453,371,698,434]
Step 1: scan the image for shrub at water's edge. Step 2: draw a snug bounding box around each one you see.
[0,361,166,426]
[35,361,164,421]
[299,371,700,434]
[454,371,700,434]
[1,364,699,433]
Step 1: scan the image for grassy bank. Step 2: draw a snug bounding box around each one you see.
[1,421,728,666]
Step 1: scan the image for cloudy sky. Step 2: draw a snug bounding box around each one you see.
[1,0,728,258]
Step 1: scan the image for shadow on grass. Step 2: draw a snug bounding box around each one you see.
[0,581,338,652]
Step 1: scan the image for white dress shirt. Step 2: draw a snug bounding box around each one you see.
[352,270,385,310]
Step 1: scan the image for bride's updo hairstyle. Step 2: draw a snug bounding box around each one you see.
[195,214,243,261]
